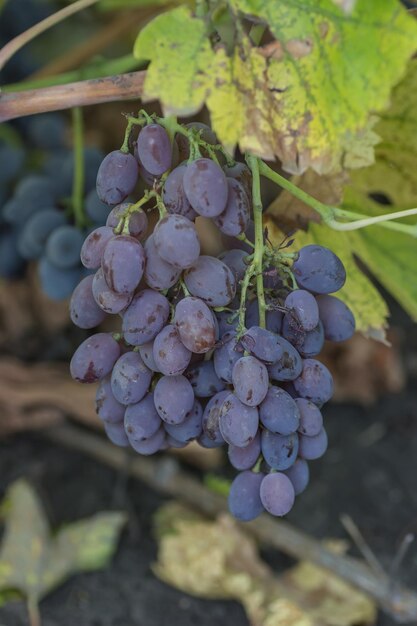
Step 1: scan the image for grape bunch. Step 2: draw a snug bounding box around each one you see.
[69,116,355,521]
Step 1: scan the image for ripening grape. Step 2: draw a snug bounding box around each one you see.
[154,214,200,269]
[259,473,295,517]
[292,245,346,294]
[228,471,265,522]
[136,124,172,176]
[96,150,138,205]
[102,235,145,294]
[154,375,194,424]
[183,158,228,217]
[70,333,120,383]
[316,295,355,341]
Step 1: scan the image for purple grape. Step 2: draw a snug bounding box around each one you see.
[259,473,295,516]
[104,421,129,447]
[110,351,152,405]
[183,158,228,217]
[45,226,84,269]
[144,234,181,291]
[154,375,194,424]
[232,356,269,407]
[96,150,138,205]
[316,295,355,341]
[295,398,323,437]
[261,430,299,471]
[216,308,239,336]
[213,331,242,383]
[292,245,346,294]
[214,178,250,236]
[162,164,197,220]
[95,376,125,423]
[241,326,282,364]
[268,337,302,381]
[284,458,309,495]
[299,428,328,460]
[122,289,170,345]
[228,431,261,471]
[174,296,217,353]
[184,360,225,397]
[282,316,325,358]
[153,324,191,376]
[259,387,300,435]
[124,392,161,441]
[70,275,106,329]
[228,471,264,522]
[245,298,282,334]
[102,235,145,295]
[154,214,200,269]
[106,203,148,239]
[284,289,319,331]
[92,267,133,314]
[293,359,333,405]
[219,393,259,447]
[224,162,252,201]
[218,249,248,282]
[81,226,114,270]
[138,340,160,372]
[136,124,172,175]
[184,256,236,307]
[164,400,203,442]
[129,425,166,455]
[201,390,229,444]
[70,333,120,383]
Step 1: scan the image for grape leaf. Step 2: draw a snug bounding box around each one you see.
[0,480,127,611]
[134,1,417,175]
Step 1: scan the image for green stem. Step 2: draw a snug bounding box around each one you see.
[121,115,145,153]
[247,155,266,329]
[71,107,85,228]
[327,207,417,233]
[237,260,255,336]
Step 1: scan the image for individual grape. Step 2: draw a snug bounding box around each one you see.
[153,324,191,376]
[316,295,355,341]
[282,316,325,358]
[214,178,250,236]
[136,124,172,176]
[70,274,107,329]
[124,392,161,441]
[162,164,197,221]
[259,473,295,516]
[164,400,203,442]
[70,333,120,383]
[95,376,125,423]
[292,245,346,294]
[38,257,80,300]
[268,337,303,381]
[219,393,259,447]
[218,249,248,282]
[81,226,114,269]
[129,425,166,455]
[96,150,138,205]
[232,356,269,407]
[102,235,145,294]
[201,390,229,444]
[138,340,160,372]
[213,331,242,383]
[154,214,200,269]
[85,189,111,224]
[245,299,282,334]
[45,225,84,269]
[241,326,282,364]
[184,256,236,307]
[224,162,252,201]
[3,175,55,224]
[284,458,310,495]
[104,421,129,447]
[259,387,300,435]
[92,267,133,314]
[174,296,217,353]
[143,234,181,291]
[228,471,264,522]
[17,208,66,260]
[122,289,170,345]
[183,158,228,217]
[106,203,148,239]
[228,431,261,471]
[284,289,319,331]
[299,428,328,460]
[110,351,152,405]
[295,398,323,437]
[293,359,334,405]
[261,430,299,471]
[184,360,225,397]
[154,375,194,424]
[176,122,217,161]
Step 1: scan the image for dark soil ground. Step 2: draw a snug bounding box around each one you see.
[0,305,417,626]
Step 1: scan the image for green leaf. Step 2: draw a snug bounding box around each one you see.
[0,479,127,610]
[134,1,417,175]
